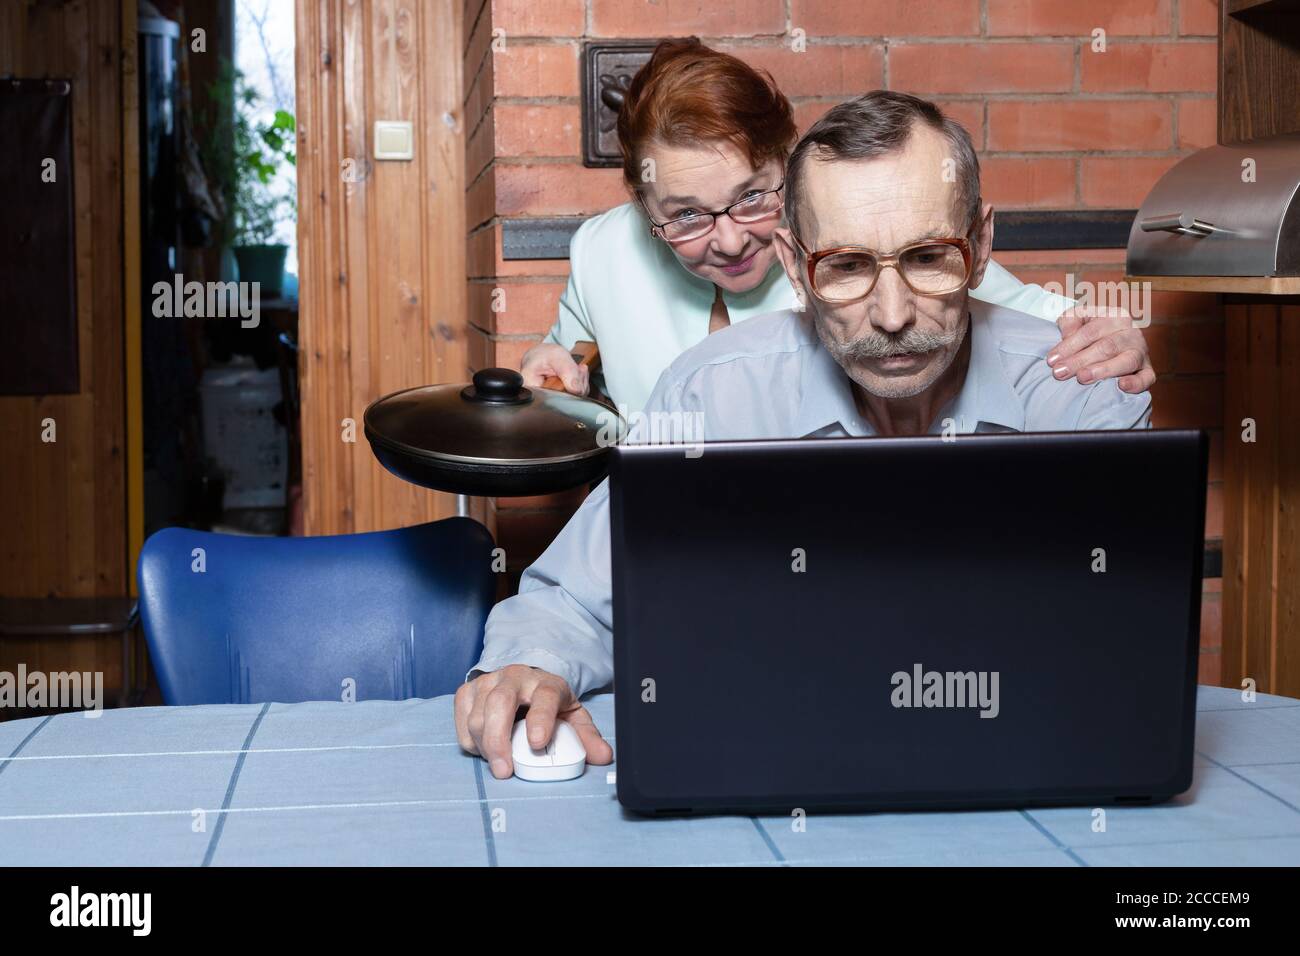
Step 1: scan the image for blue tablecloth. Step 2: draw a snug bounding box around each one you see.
[1,685,1298,866]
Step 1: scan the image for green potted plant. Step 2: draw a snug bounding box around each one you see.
[202,63,296,297]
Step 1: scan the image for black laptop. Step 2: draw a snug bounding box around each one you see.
[608,430,1208,816]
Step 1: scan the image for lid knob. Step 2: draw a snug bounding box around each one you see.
[461,367,531,405]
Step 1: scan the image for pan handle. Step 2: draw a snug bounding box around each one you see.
[542,340,600,392]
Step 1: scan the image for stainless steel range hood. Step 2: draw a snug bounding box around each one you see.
[1126,133,1300,278]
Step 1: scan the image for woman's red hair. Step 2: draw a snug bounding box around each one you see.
[616,38,797,190]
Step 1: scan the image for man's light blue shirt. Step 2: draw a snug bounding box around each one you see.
[472,300,1152,698]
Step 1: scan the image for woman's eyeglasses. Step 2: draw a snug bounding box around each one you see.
[642,182,785,244]
[791,232,974,302]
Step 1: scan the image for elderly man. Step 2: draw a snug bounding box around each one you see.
[455,91,1151,778]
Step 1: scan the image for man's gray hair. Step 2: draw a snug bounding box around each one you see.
[784,91,981,236]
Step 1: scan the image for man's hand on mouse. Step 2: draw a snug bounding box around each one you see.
[454,664,614,779]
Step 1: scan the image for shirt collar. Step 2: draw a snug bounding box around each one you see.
[943,301,1025,433]
[793,317,870,437]
[793,301,1026,437]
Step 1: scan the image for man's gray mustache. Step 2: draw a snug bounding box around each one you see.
[836,328,961,359]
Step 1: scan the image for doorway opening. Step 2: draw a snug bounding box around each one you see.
[138,0,300,542]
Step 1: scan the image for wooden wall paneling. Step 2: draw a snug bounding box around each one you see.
[123,0,143,593]
[297,0,466,535]
[0,0,127,694]
[90,0,126,600]
[1222,303,1248,690]
[1222,302,1300,696]
[0,0,35,601]
[297,0,357,535]
[341,0,373,534]
[437,0,474,519]
[1218,3,1300,697]
[1279,306,1300,695]
[70,0,97,592]
[372,0,424,531]
[422,0,480,525]
[296,0,325,530]
[424,7,470,370]
[294,0,316,525]
[24,3,71,595]
[1243,306,1279,691]
[330,0,355,534]
[1219,2,1300,144]
[296,0,323,530]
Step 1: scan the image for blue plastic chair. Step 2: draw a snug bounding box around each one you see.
[138,517,496,705]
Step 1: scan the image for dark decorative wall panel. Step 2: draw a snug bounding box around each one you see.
[0,78,78,394]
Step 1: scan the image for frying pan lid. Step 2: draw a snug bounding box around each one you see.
[364,368,625,466]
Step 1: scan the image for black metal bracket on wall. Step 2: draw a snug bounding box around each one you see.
[582,40,656,167]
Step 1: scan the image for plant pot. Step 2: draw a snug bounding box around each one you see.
[233,244,288,298]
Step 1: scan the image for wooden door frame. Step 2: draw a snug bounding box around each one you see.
[294,0,471,535]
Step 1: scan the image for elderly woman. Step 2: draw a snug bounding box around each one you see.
[520,39,1153,411]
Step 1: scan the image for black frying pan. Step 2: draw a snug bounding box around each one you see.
[363,344,623,497]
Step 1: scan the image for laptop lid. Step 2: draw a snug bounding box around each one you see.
[609,430,1208,815]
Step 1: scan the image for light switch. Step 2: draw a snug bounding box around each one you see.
[373,121,414,160]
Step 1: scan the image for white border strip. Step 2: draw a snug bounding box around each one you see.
[0,792,611,822]
[0,742,462,762]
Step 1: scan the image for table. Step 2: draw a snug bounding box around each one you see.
[1,686,1298,866]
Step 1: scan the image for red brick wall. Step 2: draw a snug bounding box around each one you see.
[463,0,1226,682]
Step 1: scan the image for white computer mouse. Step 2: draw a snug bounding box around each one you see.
[510,718,587,782]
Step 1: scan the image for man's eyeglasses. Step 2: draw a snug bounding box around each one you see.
[642,182,785,244]
[791,232,974,302]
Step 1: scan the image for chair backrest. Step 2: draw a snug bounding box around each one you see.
[138,517,496,705]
